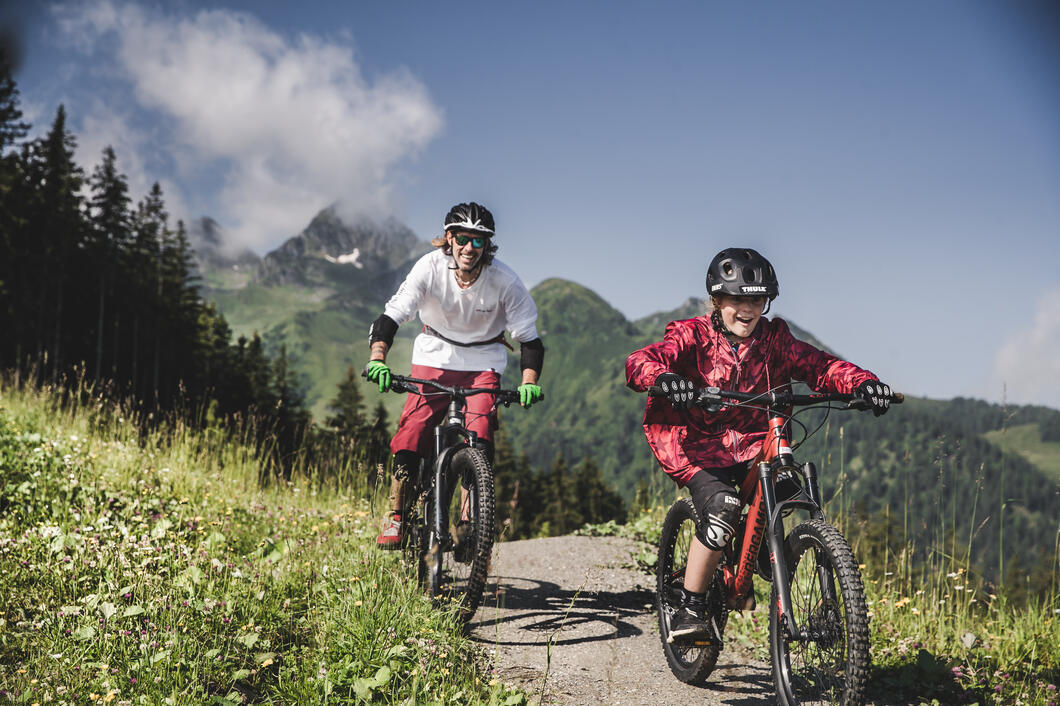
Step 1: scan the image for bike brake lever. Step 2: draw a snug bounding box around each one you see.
[696,387,724,412]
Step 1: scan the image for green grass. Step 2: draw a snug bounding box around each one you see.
[984,423,1060,482]
[204,283,334,341]
[0,380,530,705]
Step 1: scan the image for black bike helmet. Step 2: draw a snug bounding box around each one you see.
[705,247,779,300]
[444,202,495,236]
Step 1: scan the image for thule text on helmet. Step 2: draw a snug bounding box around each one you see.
[444,202,495,236]
[705,248,779,300]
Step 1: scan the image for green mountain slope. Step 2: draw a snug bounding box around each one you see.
[197,210,1059,581]
[497,280,1060,580]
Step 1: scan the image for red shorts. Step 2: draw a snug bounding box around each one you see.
[389,365,501,458]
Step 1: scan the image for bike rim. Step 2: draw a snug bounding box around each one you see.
[783,542,849,702]
[660,511,714,666]
[430,471,480,606]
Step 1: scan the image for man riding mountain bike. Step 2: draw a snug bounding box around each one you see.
[625,247,892,642]
[365,201,545,549]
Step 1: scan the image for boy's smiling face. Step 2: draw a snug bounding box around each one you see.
[716,295,767,339]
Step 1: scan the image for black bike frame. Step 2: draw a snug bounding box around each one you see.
[389,376,515,552]
[429,392,484,550]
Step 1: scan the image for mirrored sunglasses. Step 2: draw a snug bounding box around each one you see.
[452,234,488,248]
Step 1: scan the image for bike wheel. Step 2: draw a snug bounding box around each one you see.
[425,446,495,623]
[399,495,429,590]
[771,519,870,706]
[657,497,728,684]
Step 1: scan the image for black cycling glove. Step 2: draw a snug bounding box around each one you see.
[656,372,696,411]
[856,380,892,417]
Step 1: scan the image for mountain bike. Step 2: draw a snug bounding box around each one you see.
[653,384,902,705]
[378,373,529,623]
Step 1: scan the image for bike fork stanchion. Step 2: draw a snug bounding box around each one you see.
[800,461,840,605]
[760,461,799,640]
[800,462,826,520]
[431,427,447,551]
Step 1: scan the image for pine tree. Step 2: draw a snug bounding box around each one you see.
[87,146,132,383]
[0,53,29,366]
[26,106,84,377]
[574,457,626,525]
[541,452,583,536]
[326,365,366,437]
[0,45,28,154]
[492,431,539,539]
[129,183,169,400]
[367,399,391,466]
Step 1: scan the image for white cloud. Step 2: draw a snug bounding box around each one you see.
[76,103,190,221]
[993,288,1060,409]
[54,1,442,250]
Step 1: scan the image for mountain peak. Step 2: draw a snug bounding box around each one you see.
[257,205,429,286]
[187,217,260,271]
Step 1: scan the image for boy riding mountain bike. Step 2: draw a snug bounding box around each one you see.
[625,247,892,643]
[365,201,545,549]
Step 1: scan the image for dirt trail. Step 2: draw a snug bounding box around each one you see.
[468,535,774,705]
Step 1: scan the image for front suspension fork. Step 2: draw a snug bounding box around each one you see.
[759,461,799,639]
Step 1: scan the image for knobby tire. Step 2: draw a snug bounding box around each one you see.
[425,446,495,623]
[770,519,870,706]
[657,498,728,684]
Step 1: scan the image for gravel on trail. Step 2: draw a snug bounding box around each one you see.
[468,535,775,705]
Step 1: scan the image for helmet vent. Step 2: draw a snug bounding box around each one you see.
[744,267,757,282]
[722,262,735,278]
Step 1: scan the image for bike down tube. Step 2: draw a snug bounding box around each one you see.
[726,408,782,605]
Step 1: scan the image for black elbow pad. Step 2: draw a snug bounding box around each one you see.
[520,338,545,375]
[369,314,398,347]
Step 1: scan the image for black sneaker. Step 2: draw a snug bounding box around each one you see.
[667,606,713,644]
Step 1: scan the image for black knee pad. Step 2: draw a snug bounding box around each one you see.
[695,491,741,550]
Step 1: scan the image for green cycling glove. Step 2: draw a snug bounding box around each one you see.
[365,360,392,393]
[517,383,543,408]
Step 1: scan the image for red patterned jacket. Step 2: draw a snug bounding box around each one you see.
[625,315,878,486]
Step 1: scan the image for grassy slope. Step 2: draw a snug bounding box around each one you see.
[202,279,414,423]
[983,423,1060,483]
[0,381,528,705]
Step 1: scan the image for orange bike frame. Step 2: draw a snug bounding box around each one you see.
[722,413,791,606]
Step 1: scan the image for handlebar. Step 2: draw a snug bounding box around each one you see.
[647,384,903,411]
[366,372,538,408]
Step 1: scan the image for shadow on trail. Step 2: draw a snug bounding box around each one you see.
[693,664,774,705]
[469,574,653,647]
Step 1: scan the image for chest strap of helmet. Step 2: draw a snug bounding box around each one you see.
[422,325,514,351]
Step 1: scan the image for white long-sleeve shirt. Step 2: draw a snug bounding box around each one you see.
[383,249,539,373]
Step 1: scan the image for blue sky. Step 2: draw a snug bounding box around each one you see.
[6,1,1060,408]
